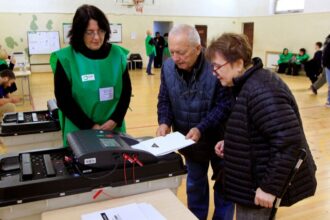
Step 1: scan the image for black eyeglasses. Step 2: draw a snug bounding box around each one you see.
[213,62,229,74]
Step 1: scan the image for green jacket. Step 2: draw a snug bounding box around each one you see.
[278,52,293,64]
[145,35,156,56]
[295,54,309,65]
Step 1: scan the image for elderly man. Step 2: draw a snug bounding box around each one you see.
[156,24,234,220]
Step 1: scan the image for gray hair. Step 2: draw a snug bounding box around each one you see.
[169,24,201,46]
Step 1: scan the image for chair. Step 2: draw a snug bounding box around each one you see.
[128,53,143,70]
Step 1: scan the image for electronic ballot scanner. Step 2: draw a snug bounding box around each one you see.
[0,129,186,220]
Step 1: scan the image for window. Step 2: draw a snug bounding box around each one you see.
[275,0,304,14]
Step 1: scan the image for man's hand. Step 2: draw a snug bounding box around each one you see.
[100,119,117,130]
[185,127,201,142]
[254,187,276,208]
[156,124,171,136]
[215,140,224,158]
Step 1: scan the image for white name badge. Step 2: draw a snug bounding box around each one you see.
[81,74,95,82]
[99,87,114,101]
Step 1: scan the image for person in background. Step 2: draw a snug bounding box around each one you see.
[0,48,18,94]
[162,33,171,62]
[50,4,132,146]
[322,34,330,107]
[0,69,20,120]
[206,33,317,220]
[310,35,330,95]
[145,30,156,75]
[153,31,165,68]
[305,41,323,83]
[277,48,292,73]
[156,24,234,220]
[287,48,309,76]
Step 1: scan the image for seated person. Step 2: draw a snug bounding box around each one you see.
[287,48,309,75]
[0,48,18,94]
[277,48,293,73]
[305,42,323,83]
[0,69,20,120]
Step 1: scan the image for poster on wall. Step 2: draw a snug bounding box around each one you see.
[62,23,122,44]
[110,24,122,43]
[27,31,60,55]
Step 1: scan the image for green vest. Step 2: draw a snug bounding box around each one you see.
[278,53,293,64]
[145,35,156,56]
[50,45,128,146]
[295,54,309,65]
[0,59,8,67]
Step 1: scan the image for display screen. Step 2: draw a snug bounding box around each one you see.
[99,138,121,148]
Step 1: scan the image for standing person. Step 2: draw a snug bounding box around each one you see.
[305,42,323,83]
[323,34,330,107]
[145,30,156,75]
[162,33,171,62]
[50,4,132,146]
[206,33,317,220]
[153,31,165,68]
[156,24,234,220]
[0,69,20,119]
[277,48,292,73]
[310,36,330,95]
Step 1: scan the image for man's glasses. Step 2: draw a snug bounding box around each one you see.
[85,30,106,38]
[213,62,229,74]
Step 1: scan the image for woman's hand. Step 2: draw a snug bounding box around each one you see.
[100,119,117,130]
[215,140,224,158]
[254,187,276,208]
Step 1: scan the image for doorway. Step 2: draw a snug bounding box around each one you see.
[153,21,173,68]
[243,22,254,50]
[195,25,208,48]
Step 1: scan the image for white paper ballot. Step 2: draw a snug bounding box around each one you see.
[131,132,195,156]
[81,202,166,220]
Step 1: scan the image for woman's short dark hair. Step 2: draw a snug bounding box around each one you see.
[206,33,252,68]
[300,48,306,54]
[69,4,110,51]
[0,69,16,79]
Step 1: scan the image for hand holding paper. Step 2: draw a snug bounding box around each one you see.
[131,132,195,156]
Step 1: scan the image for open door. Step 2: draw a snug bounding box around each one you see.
[195,25,207,48]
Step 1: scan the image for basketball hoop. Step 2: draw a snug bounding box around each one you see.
[134,0,144,13]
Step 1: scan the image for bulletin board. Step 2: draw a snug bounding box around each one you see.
[27,31,61,55]
[62,23,122,44]
[110,24,122,43]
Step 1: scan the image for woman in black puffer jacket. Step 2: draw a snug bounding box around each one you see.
[206,33,317,220]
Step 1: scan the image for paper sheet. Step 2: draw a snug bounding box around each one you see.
[131,132,195,156]
[81,203,165,220]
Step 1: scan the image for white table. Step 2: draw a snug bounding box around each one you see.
[14,70,32,104]
[42,189,197,220]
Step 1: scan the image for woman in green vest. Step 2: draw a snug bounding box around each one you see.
[50,4,132,146]
[288,48,310,75]
[277,48,293,74]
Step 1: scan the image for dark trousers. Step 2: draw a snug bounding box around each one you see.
[185,158,234,220]
[278,63,289,73]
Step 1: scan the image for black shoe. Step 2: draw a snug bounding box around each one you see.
[310,85,317,95]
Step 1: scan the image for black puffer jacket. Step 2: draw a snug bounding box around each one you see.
[223,58,317,207]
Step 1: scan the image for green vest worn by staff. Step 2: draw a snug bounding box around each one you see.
[0,59,8,67]
[145,35,156,56]
[50,44,128,146]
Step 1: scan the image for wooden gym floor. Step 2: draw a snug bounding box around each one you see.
[1,68,329,219]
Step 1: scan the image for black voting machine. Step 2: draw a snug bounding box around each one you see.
[0,129,186,207]
[0,99,60,136]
